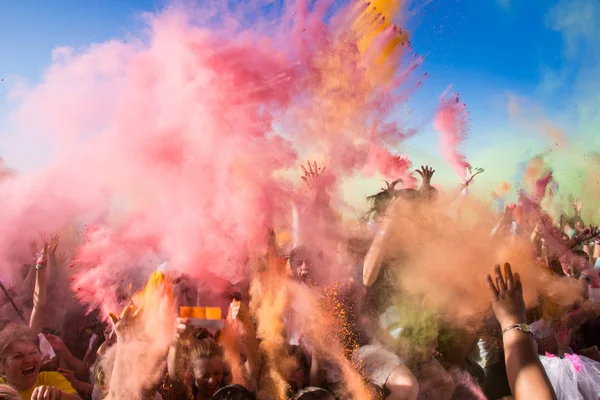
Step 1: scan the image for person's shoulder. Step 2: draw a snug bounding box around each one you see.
[38,371,66,383]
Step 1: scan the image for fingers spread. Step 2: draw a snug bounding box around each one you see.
[504,263,514,291]
[494,264,506,292]
[486,274,499,300]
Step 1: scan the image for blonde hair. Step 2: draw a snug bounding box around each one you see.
[189,332,223,363]
[0,384,20,400]
[0,326,38,365]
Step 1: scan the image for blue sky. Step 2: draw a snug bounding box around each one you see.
[0,0,598,186]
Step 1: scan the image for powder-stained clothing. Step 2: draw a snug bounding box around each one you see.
[11,371,77,400]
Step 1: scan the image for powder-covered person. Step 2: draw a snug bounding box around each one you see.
[0,325,81,400]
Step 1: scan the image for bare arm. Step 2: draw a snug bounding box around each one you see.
[29,244,48,334]
[503,330,556,400]
[45,334,89,380]
[363,198,398,287]
[486,263,556,400]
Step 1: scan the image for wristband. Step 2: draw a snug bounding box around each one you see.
[35,263,47,270]
[502,323,533,336]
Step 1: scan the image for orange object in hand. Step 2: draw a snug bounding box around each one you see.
[180,306,206,319]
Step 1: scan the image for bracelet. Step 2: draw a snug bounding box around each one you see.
[502,323,533,336]
[35,263,47,270]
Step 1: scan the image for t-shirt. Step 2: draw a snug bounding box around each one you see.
[17,371,77,400]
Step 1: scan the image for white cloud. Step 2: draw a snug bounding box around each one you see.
[545,0,600,59]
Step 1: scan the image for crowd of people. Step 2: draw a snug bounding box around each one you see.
[0,161,599,400]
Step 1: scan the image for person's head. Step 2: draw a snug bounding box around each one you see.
[0,384,20,400]
[0,320,17,333]
[289,246,316,284]
[292,387,335,400]
[287,346,309,392]
[559,250,590,277]
[211,384,256,400]
[0,326,41,391]
[92,357,109,399]
[188,332,224,398]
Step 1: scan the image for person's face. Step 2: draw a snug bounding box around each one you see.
[192,356,224,397]
[0,341,41,390]
[290,258,312,283]
[560,254,589,277]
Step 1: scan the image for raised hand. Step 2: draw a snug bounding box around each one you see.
[110,304,143,342]
[464,167,484,186]
[48,234,60,255]
[36,243,48,267]
[573,225,599,244]
[55,252,69,266]
[44,334,68,356]
[486,263,526,330]
[174,317,192,342]
[416,165,435,185]
[29,239,39,261]
[301,160,326,189]
[574,197,583,214]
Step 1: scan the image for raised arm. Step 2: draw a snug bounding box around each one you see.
[485,263,556,400]
[167,317,190,382]
[106,306,145,400]
[363,198,398,287]
[29,243,48,334]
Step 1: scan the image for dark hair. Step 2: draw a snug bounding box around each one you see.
[292,387,335,400]
[572,249,590,261]
[211,384,256,400]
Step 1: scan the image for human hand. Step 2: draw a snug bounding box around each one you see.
[416,165,435,185]
[174,317,192,342]
[574,197,583,214]
[464,167,484,186]
[301,160,326,189]
[55,252,69,266]
[554,323,573,355]
[571,225,599,246]
[44,334,68,356]
[486,263,526,330]
[31,385,62,400]
[109,304,143,342]
[29,239,39,261]
[48,234,60,255]
[36,243,48,267]
[227,299,251,324]
[57,368,78,386]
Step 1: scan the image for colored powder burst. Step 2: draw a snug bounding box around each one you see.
[434,87,471,180]
[0,0,417,300]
